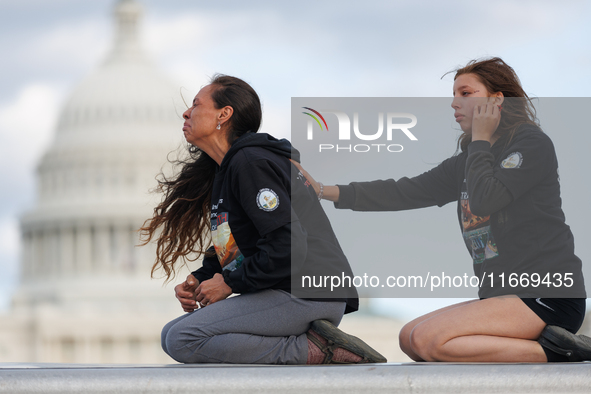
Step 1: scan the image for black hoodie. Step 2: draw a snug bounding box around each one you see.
[191,132,359,313]
[335,126,586,299]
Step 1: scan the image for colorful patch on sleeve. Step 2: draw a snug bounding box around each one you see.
[211,212,244,271]
[461,182,499,264]
[501,152,523,169]
[256,188,279,211]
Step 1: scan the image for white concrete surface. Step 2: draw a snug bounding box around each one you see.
[1,362,590,394]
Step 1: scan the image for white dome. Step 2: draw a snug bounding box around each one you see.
[27,0,186,216]
[53,0,183,151]
[55,62,182,148]
[3,0,192,365]
[20,0,187,278]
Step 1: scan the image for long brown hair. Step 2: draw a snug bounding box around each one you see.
[449,57,538,152]
[140,74,262,281]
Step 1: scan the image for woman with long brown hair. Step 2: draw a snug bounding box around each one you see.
[141,75,386,364]
[294,57,591,362]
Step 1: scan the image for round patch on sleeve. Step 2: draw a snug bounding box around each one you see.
[501,152,523,169]
[256,188,279,211]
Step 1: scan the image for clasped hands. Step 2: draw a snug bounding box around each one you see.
[174,273,232,312]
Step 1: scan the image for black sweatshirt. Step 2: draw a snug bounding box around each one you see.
[336,125,586,298]
[192,133,359,313]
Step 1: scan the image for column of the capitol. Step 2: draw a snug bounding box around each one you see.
[0,0,191,363]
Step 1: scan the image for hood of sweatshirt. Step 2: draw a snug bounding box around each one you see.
[219,132,301,171]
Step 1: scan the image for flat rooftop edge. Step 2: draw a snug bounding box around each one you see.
[1,362,590,394]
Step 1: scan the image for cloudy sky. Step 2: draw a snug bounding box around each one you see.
[1,0,590,318]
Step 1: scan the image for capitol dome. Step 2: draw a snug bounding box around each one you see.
[55,0,180,150]
[31,0,184,215]
[0,0,189,363]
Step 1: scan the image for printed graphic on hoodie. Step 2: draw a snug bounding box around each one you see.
[211,212,244,271]
[461,180,499,264]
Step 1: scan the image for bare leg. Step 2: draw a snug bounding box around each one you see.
[409,296,547,362]
[399,299,478,361]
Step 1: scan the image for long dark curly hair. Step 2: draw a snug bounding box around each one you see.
[448,57,539,152]
[140,74,262,281]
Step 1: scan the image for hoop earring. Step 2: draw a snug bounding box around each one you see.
[216,122,221,130]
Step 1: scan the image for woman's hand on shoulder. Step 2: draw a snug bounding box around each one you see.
[195,273,233,308]
[290,160,321,195]
[174,274,200,312]
[290,159,340,202]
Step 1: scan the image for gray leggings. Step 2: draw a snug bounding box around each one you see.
[161,289,346,364]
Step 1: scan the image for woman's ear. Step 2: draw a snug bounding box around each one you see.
[218,106,234,128]
[495,92,504,105]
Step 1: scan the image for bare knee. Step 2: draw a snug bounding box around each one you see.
[399,322,424,361]
[399,323,414,354]
[409,323,446,362]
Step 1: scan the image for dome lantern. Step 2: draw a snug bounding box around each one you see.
[105,0,145,65]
